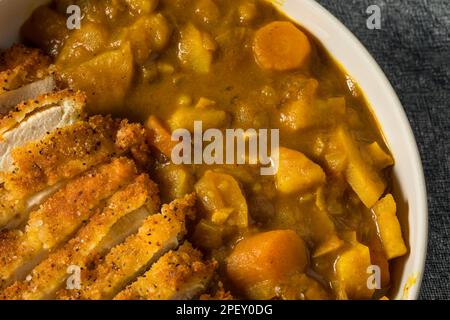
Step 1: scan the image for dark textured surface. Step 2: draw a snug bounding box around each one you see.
[315,0,450,299]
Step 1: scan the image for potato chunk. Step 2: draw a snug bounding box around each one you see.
[364,142,394,169]
[227,230,308,293]
[276,147,326,195]
[118,14,172,65]
[372,194,407,260]
[334,126,386,208]
[125,0,159,14]
[253,21,311,71]
[178,23,217,74]
[195,171,248,228]
[168,105,229,132]
[336,243,374,299]
[155,164,194,203]
[61,44,134,113]
[57,22,109,67]
[280,93,346,131]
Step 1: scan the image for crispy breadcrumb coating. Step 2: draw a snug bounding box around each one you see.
[0,89,85,137]
[0,174,160,300]
[0,44,52,94]
[115,242,217,300]
[0,158,138,287]
[59,193,196,300]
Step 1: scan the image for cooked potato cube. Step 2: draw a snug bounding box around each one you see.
[118,14,172,65]
[61,43,134,113]
[194,0,220,25]
[336,243,374,299]
[346,159,386,209]
[364,142,394,169]
[56,22,109,67]
[178,23,216,74]
[195,171,248,228]
[334,127,386,208]
[125,0,159,14]
[276,147,326,195]
[168,105,229,132]
[227,230,308,293]
[372,194,407,260]
[155,164,194,203]
[193,219,224,249]
[313,234,344,258]
[279,93,346,131]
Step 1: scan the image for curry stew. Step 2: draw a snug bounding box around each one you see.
[19,0,407,300]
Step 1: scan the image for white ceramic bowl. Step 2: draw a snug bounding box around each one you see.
[0,0,427,299]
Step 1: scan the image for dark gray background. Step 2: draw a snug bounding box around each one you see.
[315,0,450,299]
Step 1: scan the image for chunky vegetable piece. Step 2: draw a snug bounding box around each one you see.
[333,126,386,208]
[125,0,159,14]
[372,194,407,260]
[195,171,248,228]
[335,242,374,299]
[253,21,311,71]
[178,23,217,74]
[60,44,134,113]
[118,14,172,65]
[364,142,394,169]
[276,147,326,194]
[168,105,229,132]
[56,22,109,67]
[227,230,308,294]
[146,115,178,158]
[155,164,194,202]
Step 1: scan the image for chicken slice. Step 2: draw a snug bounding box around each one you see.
[115,242,217,300]
[2,115,117,199]
[0,174,160,300]
[0,89,84,138]
[59,193,197,300]
[0,76,56,113]
[0,115,152,229]
[0,44,52,95]
[0,90,86,179]
[0,157,138,288]
[0,113,113,229]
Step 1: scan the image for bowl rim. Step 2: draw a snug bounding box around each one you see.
[276,0,428,299]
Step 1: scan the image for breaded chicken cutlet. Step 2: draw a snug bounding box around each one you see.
[0,44,56,112]
[0,45,218,300]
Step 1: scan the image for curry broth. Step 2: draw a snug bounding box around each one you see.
[20,0,406,300]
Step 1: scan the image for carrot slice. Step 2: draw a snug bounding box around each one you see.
[253,21,311,71]
[146,115,177,158]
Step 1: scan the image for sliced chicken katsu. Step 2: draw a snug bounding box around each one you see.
[0,90,85,176]
[0,45,55,111]
[2,115,152,198]
[0,77,56,113]
[0,174,160,300]
[0,116,150,231]
[2,115,115,199]
[115,242,216,300]
[59,193,197,300]
[0,89,84,138]
[0,158,138,288]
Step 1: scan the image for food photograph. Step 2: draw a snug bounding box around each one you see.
[0,0,448,303]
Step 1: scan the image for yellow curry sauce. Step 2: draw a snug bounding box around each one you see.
[21,0,408,300]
